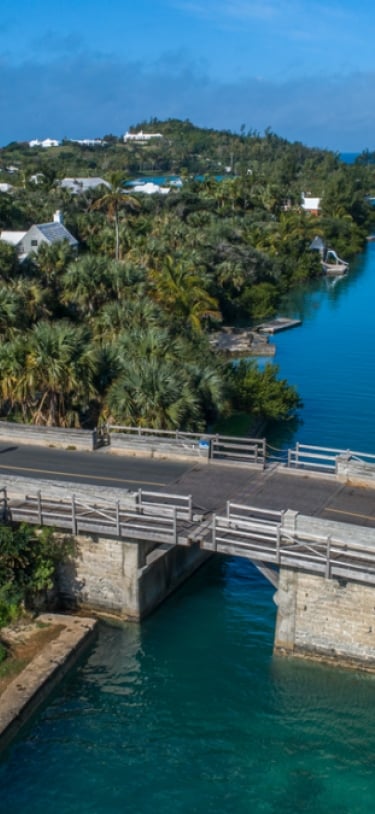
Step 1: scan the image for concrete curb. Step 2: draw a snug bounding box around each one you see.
[0,613,97,753]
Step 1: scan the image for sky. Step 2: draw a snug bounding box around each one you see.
[1,0,375,151]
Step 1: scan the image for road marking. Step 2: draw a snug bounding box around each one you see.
[0,463,167,488]
[326,506,375,522]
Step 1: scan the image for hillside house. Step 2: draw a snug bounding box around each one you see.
[59,177,110,194]
[301,193,321,215]
[0,211,78,259]
[123,130,163,143]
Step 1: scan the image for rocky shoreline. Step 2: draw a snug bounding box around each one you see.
[210,326,275,356]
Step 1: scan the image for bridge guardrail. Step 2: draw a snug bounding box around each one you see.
[205,504,375,586]
[287,442,342,472]
[7,492,179,545]
[287,442,375,475]
[107,425,266,467]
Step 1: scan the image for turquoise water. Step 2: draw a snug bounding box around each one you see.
[268,245,375,454]
[1,248,375,812]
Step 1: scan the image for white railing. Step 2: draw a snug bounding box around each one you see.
[2,487,197,546]
[107,424,266,466]
[206,504,375,586]
[287,442,375,474]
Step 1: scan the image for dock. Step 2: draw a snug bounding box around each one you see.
[256,317,302,335]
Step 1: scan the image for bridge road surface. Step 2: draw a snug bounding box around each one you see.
[1,443,375,528]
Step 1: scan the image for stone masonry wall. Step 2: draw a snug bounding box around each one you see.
[58,534,210,621]
[58,535,140,619]
[274,567,375,669]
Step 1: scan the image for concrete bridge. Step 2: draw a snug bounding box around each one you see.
[2,422,375,671]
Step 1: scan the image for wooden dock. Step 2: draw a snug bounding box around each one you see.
[256,317,302,334]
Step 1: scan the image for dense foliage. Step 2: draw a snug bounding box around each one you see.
[0,524,72,627]
[1,120,374,431]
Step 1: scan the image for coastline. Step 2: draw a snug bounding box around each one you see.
[0,614,97,754]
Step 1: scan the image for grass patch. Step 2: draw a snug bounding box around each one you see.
[0,656,28,681]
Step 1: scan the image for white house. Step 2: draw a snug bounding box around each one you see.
[301,193,321,215]
[123,130,163,143]
[1,211,78,259]
[128,181,170,195]
[29,138,61,148]
[59,177,110,195]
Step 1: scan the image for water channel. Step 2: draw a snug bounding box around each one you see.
[1,246,375,813]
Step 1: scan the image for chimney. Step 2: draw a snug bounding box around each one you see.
[53,209,64,224]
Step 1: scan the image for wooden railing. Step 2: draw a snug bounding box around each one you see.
[107,424,266,466]
[3,483,375,586]
[287,442,375,474]
[2,488,197,546]
[202,504,375,586]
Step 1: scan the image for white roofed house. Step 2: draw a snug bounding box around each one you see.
[59,177,111,195]
[123,130,163,143]
[1,211,78,260]
[301,193,321,215]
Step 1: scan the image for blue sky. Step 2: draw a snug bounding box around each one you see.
[1,0,375,150]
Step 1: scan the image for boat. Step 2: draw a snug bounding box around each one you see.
[322,249,349,276]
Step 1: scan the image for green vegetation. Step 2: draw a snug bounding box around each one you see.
[1,120,374,432]
[0,524,72,628]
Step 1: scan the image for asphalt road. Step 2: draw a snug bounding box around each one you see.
[0,443,191,491]
[1,442,375,528]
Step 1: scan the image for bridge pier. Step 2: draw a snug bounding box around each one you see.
[274,568,375,670]
[58,534,210,620]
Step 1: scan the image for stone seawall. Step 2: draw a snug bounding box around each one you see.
[274,569,375,670]
[0,614,97,753]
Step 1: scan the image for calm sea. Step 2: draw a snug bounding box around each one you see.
[1,245,375,813]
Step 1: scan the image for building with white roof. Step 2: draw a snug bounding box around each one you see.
[59,177,110,195]
[129,181,170,195]
[123,131,163,143]
[1,211,78,259]
[301,193,321,215]
[29,138,61,148]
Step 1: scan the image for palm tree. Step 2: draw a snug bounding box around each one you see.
[90,173,140,260]
[62,255,110,317]
[149,255,221,333]
[3,321,98,426]
[106,356,201,430]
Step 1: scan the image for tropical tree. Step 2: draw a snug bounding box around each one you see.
[230,360,302,422]
[0,321,98,426]
[148,255,221,333]
[90,172,140,260]
[106,356,201,429]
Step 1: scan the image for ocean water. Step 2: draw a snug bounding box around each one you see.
[1,247,375,812]
[268,245,375,455]
[1,557,374,814]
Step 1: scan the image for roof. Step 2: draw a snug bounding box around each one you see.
[310,236,325,251]
[34,222,78,246]
[60,177,110,193]
[301,195,321,211]
[130,181,170,195]
[0,231,27,246]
